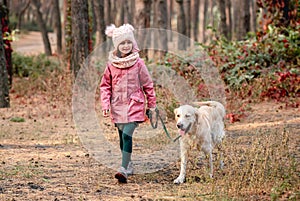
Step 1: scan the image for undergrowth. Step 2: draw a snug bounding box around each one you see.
[11,52,72,104]
[219,127,299,200]
[203,25,300,105]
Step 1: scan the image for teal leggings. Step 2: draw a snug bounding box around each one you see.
[116,122,137,168]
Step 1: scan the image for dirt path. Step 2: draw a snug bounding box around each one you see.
[1,99,299,200]
[12,31,56,55]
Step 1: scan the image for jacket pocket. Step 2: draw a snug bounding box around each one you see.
[130,90,145,103]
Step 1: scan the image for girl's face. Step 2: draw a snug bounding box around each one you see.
[118,40,133,56]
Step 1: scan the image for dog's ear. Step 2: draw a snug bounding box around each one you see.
[194,108,201,123]
[174,108,178,116]
[174,108,179,120]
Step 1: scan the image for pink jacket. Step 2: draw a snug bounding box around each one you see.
[100,58,156,123]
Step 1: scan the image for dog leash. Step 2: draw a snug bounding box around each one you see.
[146,108,181,142]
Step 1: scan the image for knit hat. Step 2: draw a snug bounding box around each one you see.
[105,24,139,52]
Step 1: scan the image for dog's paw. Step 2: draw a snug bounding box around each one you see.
[174,176,185,184]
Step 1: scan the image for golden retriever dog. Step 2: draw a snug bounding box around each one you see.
[173,101,225,184]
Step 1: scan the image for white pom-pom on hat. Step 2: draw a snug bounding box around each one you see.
[123,24,134,32]
[105,24,116,37]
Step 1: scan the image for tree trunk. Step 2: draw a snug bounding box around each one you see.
[168,0,173,41]
[218,0,228,39]
[105,0,112,24]
[71,0,90,77]
[193,0,200,41]
[31,0,52,56]
[152,1,158,57]
[91,0,97,35]
[251,0,257,33]
[226,0,232,40]
[42,1,52,29]
[233,0,239,39]
[176,0,186,50]
[63,0,72,70]
[184,0,191,38]
[282,0,290,25]
[25,5,33,24]
[53,0,62,54]
[184,0,191,46]
[207,0,216,42]
[114,0,124,26]
[130,0,136,24]
[94,0,106,47]
[135,0,152,59]
[124,0,134,24]
[202,0,208,43]
[243,0,251,35]
[1,1,12,86]
[17,0,30,30]
[0,16,10,108]
[236,0,250,40]
[153,0,168,59]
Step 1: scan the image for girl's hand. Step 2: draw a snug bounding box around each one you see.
[102,110,110,117]
[149,107,156,112]
[146,107,156,119]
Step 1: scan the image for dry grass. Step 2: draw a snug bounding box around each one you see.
[220,127,299,200]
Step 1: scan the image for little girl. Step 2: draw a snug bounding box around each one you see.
[100,24,156,183]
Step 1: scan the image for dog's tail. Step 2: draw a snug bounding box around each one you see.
[192,101,222,107]
[192,101,226,117]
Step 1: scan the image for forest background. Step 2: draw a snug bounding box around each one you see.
[0,0,299,110]
[0,0,299,200]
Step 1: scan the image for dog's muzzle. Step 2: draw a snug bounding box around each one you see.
[177,123,192,135]
[176,123,183,129]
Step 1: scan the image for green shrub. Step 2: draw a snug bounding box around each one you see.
[12,52,61,78]
[206,25,299,88]
[202,25,300,102]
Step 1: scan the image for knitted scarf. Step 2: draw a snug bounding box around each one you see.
[108,51,139,69]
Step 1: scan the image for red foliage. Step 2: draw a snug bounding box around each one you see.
[260,71,300,103]
[256,0,299,37]
[226,113,240,123]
